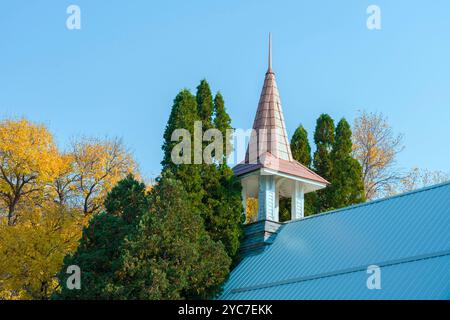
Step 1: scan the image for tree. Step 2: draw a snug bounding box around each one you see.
[352,111,404,199]
[399,168,450,193]
[161,89,204,205]
[213,92,232,162]
[50,153,76,206]
[330,119,365,208]
[71,137,137,215]
[114,173,231,299]
[0,204,85,299]
[161,82,244,262]
[313,114,335,212]
[196,80,214,128]
[0,119,63,225]
[245,197,258,224]
[55,175,148,299]
[290,125,311,166]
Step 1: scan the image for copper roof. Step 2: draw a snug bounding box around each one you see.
[245,34,292,163]
[235,34,328,185]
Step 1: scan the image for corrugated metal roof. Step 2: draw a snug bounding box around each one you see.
[220,182,450,299]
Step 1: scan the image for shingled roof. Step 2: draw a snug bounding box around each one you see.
[234,34,327,186]
[244,34,292,164]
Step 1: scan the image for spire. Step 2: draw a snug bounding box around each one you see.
[245,33,293,163]
[268,32,272,72]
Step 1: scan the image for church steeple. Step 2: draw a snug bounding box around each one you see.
[234,34,329,256]
[246,33,293,163]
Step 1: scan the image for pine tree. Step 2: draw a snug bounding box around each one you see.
[313,114,335,213]
[115,173,231,299]
[54,175,148,299]
[330,119,365,208]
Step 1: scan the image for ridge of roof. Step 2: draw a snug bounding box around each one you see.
[287,180,450,225]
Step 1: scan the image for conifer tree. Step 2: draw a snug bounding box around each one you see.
[313,114,335,213]
[161,81,243,263]
[161,89,204,208]
[54,175,148,299]
[330,119,365,208]
[290,125,311,167]
[115,173,230,299]
[213,92,232,162]
[196,79,214,128]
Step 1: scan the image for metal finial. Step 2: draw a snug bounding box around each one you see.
[268,32,272,71]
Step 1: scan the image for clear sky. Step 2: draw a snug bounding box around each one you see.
[1,0,449,179]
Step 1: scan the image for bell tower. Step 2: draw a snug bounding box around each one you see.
[233,34,329,255]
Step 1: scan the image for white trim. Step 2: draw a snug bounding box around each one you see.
[260,168,327,189]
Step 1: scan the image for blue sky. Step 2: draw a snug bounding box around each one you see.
[1,0,449,178]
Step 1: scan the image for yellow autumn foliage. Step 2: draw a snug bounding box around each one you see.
[71,137,137,214]
[0,117,138,299]
[0,204,87,300]
[246,197,258,224]
[0,119,63,224]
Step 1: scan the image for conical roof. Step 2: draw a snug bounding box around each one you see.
[235,34,329,186]
[246,33,293,163]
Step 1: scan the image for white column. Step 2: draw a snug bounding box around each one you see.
[258,175,276,221]
[291,181,304,220]
[274,185,280,222]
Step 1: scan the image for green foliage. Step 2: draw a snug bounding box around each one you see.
[313,114,335,180]
[161,89,204,207]
[196,80,214,128]
[329,119,365,208]
[290,124,311,167]
[162,89,200,169]
[104,174,149,223]
[213,92,232,162]
[54,175,148,299]
[200,164,244,262]
[313,114,335,213]
[311,115,365,214]
[115,173,231,299]
[161,80,244,263]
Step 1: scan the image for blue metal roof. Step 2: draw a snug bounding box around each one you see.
[220,182,450,300]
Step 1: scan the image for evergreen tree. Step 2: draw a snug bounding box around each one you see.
[313,114,335,213]
[54,175,148,299]
[162,89,200,169]
[330,119,365,208]
[114,173,231,299]
[161,89,204,208]
[213,92,232,162]
[196,79,214,128]
[161,82,244,263]
[290,125,311,166]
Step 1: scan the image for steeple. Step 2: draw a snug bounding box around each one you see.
[246,33,293,163]
[234,34,329,256]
